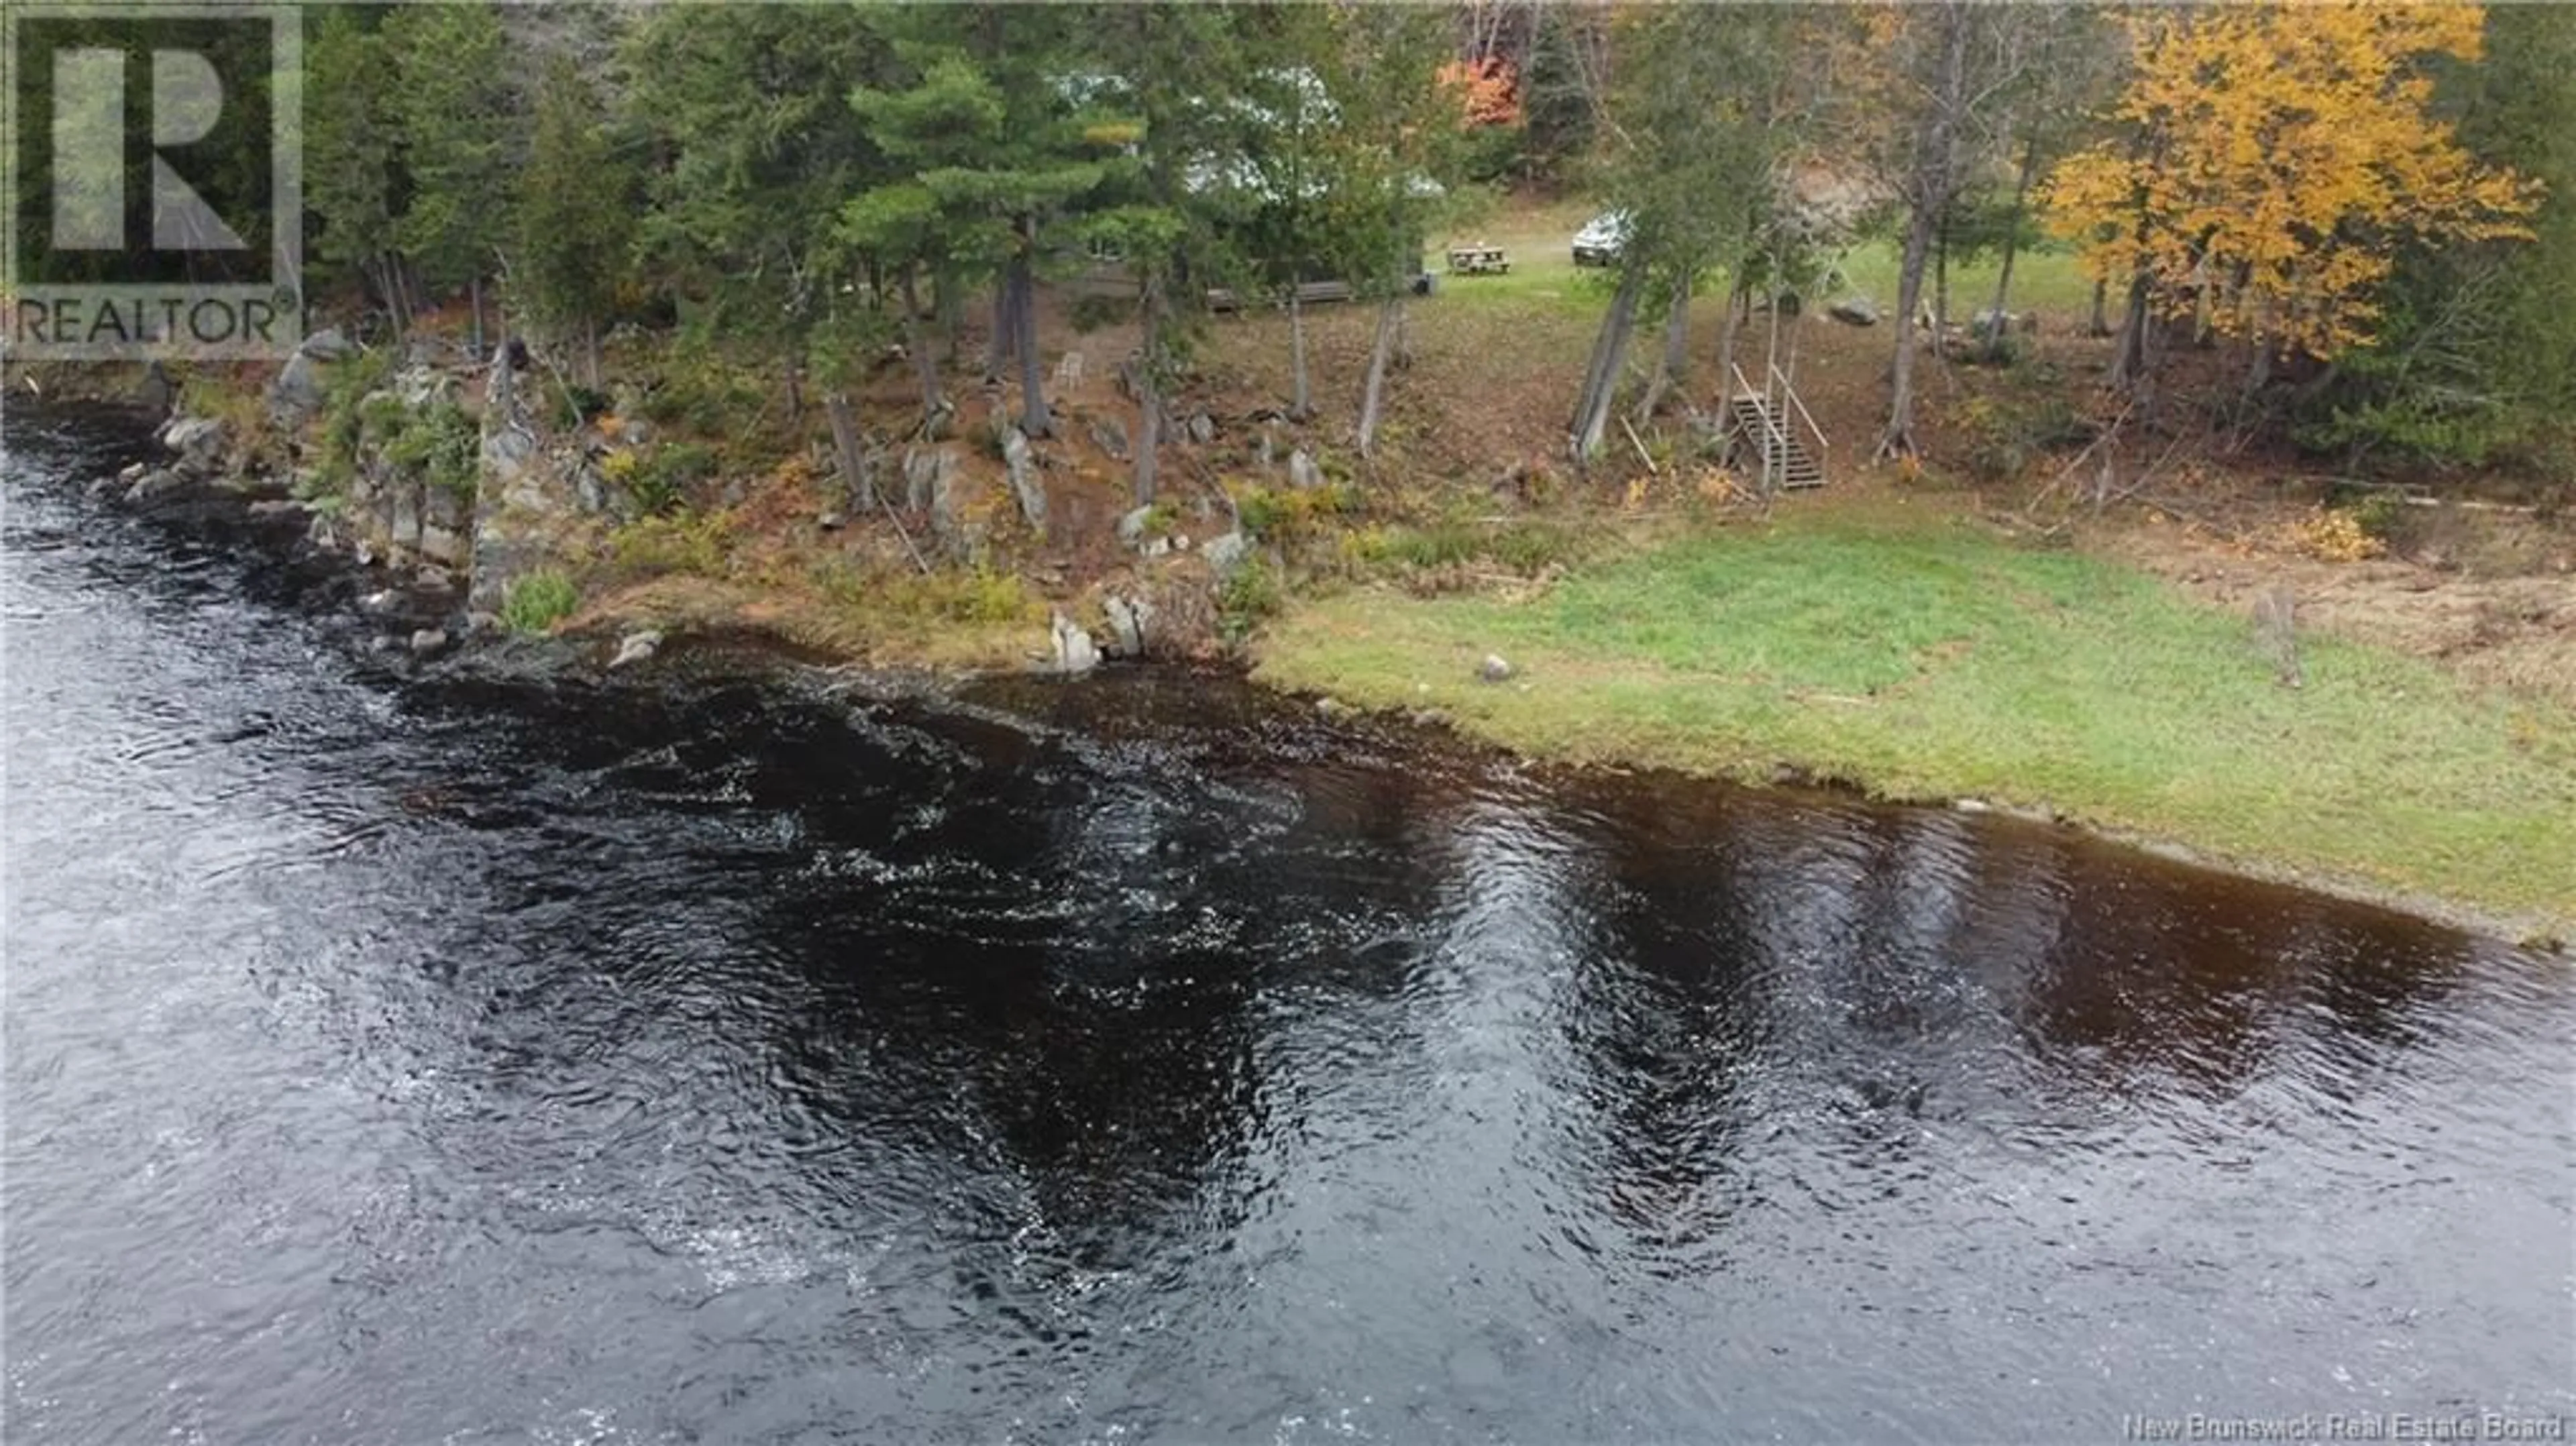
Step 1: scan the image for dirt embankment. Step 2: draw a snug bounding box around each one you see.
[2090,504,2576,710]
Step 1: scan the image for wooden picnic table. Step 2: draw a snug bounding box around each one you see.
[1445,243,1511,275]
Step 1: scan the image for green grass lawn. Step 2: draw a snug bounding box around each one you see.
[1256,507,2576,929]
[1428,205,2096,326]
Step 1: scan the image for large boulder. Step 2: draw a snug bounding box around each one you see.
[1103,593,1155,658]
[1203,530,1251,577]
[1049,610,1099,676]
[268,351,326,424]
[158,414,227,471]
[1827,296,1880,327]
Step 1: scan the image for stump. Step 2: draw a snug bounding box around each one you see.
[2252,586,2302,689]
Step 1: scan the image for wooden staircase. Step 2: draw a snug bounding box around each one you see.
[1722,364,1828,491]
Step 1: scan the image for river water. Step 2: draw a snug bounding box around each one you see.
[5,407,2571,1444]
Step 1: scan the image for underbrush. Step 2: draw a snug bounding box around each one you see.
[500,569,580,634]
[604,510,738,578]
[812,558,1036,625]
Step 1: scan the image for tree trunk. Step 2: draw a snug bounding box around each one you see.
[825,389,871,512]
[1879,193,1939,459]
[935,266,964,366]
[1287,281,1312,421]
[1134,270,1165,504]
[1878,0,1970,461]
[467,274,486,362]
[1714,277,1747,396]
[2088,278,2110,337]
[1636,272,1693,423]
[1570,261,1646,461]
[582,315,600,390]
[2109,268,2152,393]
[1010,241,1052,438]
[1357,290,1405,460]
[1932,215,1951,357]
[986,281,1016,380]
[900,267,945,429]
[1983,140,2038,359]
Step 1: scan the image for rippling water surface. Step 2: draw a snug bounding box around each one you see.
[5,408,2571,1444]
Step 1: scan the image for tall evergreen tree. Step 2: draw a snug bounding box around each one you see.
[382,1,517,354]
[623,5,890,419]
[516,56,633,386]
[2304,3,2576,471]
[303,5,402,326]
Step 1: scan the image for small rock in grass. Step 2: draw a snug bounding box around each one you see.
[1477,653,1513,683]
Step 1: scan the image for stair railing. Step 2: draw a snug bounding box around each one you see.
[1727,362,1796,493]
[1768,362,1827,484]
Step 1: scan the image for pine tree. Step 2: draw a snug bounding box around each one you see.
[516,56,633,386]
[382,1,517,354]
[303,5,402,325]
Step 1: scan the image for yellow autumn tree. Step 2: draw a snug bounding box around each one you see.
[2045,3,2539,371]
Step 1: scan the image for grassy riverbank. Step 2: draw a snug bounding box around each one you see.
[1255,502,2576,931]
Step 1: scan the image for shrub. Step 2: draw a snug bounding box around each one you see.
[1217,556,1283,643]
[379,401,481,499]
[314,349,398,491]
[628,442,714,516]
[553,383,610,432]
[1234,481,1360,541]
[2347,490,2408,545]
[1491,520,1578,574]
[607,512,733,577]
[2285,507,2387,562]
[813,560,1036,624]
[1961,392,2095,484]
[641,345,766,437]
[499,569,579,634]
[917,567,1034,624]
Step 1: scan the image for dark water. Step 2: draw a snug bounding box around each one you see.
[5,407,2571,1445]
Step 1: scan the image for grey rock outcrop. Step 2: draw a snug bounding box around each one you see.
[1049,610,1099,675]
[1203,531,1251,577]
[1002,427,1046,534]
[1103,594,1155,658]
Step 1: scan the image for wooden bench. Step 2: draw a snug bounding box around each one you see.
[1445,243,1510,276]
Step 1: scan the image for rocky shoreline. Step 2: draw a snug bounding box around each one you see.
[18,382,2566,951]
[28,387,735,689]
